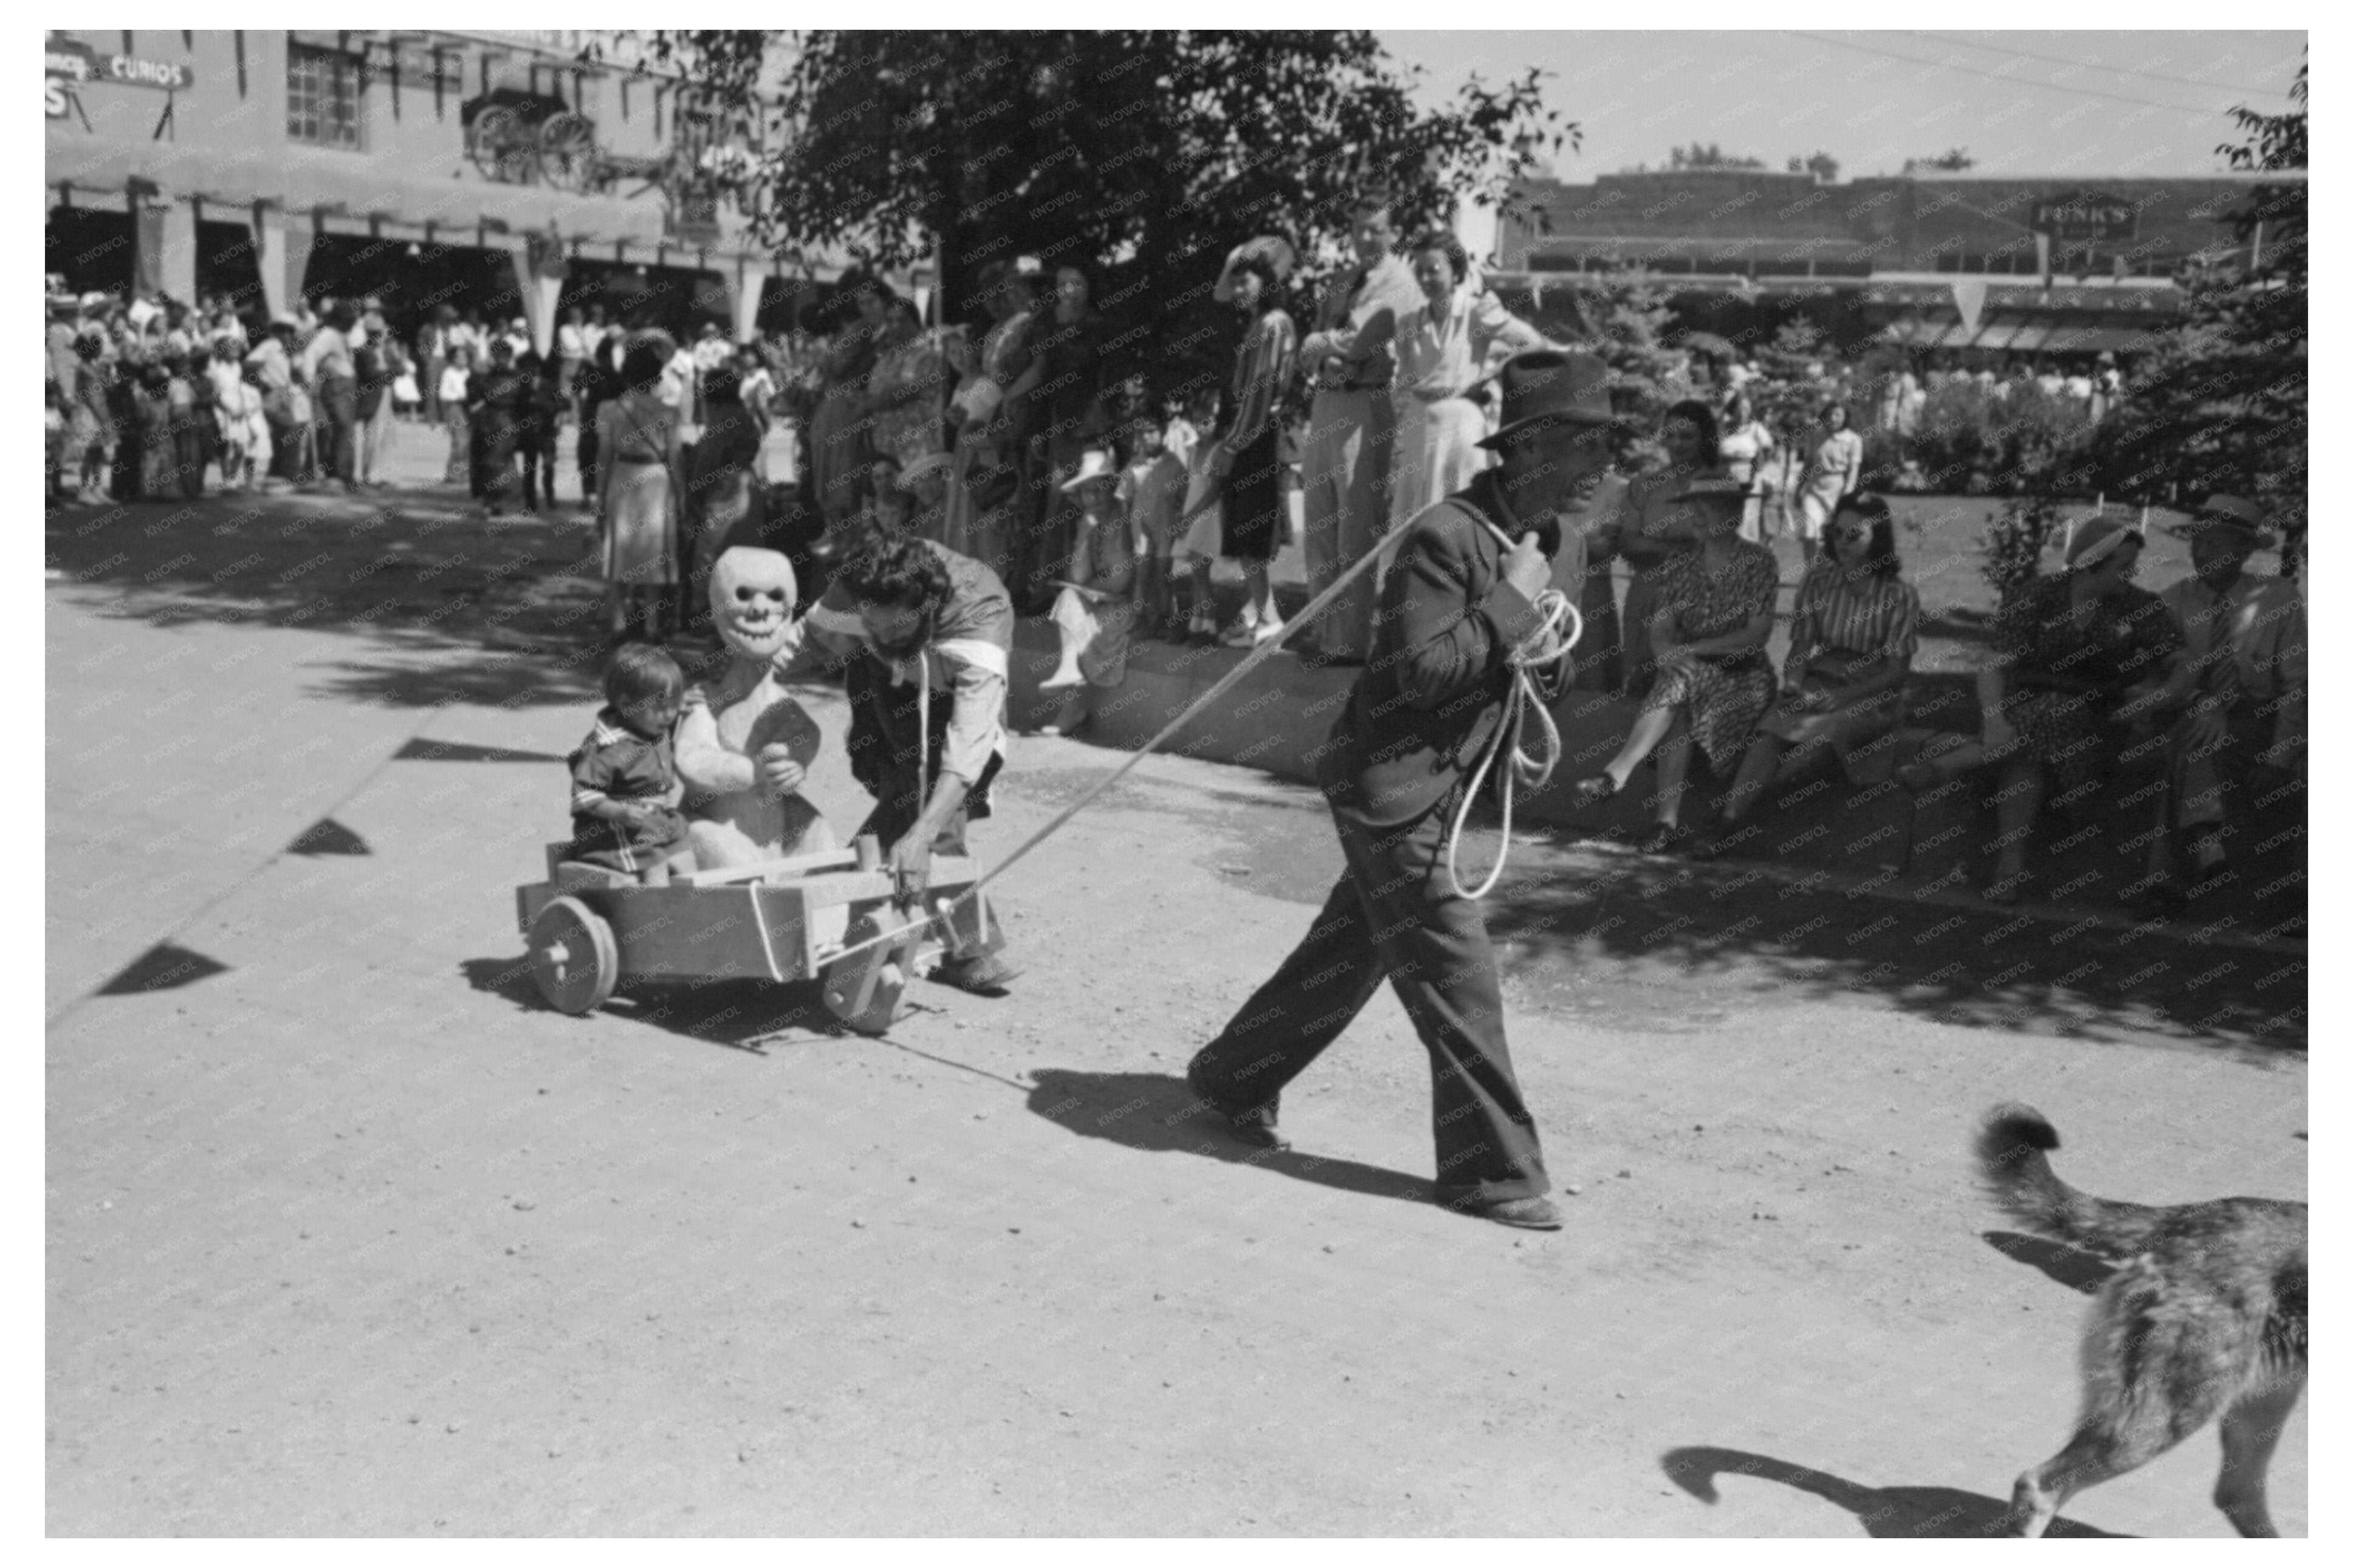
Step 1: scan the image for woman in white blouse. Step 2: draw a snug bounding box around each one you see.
[1384,230,1548,532]
[1717,388,1776,543]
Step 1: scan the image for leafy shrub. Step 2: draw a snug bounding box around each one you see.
[1980,495,2067,608]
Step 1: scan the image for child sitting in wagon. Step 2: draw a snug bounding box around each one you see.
[562,643,699,886]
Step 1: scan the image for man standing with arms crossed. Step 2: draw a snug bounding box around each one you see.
[1184,351,1620,1231]
[1296,192,1423,665]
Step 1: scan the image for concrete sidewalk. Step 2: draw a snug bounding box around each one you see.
[1001,619,2306,951]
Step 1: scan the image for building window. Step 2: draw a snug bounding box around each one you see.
[287,44,362,148]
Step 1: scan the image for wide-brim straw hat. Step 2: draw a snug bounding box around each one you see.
[2063,515,2143,571]
[1212,236,1297,303]
[896,452,953,491]
[1059,448,1122,491]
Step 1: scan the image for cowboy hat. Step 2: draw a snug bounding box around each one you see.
[896,451,953,491]
[2063,515,2143,571]
[2162,493,2277,549]
[1212,236,1297,304]
[1476,349,1620,449]
[1059,448,1122,492]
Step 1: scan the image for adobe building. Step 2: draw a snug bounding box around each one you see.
[44,29,871,349]
[1491,167,2292,358]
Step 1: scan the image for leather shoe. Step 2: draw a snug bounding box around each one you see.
[931,952,1022,995]
[1184,1059,1290,1151]
[1452,1194,1564,1231]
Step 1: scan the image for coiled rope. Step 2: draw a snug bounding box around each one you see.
[1443,522,1583,900]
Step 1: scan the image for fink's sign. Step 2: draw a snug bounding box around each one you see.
[47,34,194,117]
[2029,192,2139,243]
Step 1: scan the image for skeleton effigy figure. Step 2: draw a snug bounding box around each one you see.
[673,547,837,869]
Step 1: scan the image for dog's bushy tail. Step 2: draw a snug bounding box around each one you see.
[1976,1103,2168,1259]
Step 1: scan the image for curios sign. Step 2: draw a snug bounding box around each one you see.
[47,34,194,117]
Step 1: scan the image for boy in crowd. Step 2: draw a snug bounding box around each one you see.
[1172,385,1225,643]
[1118,414,1189,639]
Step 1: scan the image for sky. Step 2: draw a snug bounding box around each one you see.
[1379,29,2306,255]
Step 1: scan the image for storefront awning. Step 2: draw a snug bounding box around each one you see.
[53,140,676,252]
[2039,323,2170,355]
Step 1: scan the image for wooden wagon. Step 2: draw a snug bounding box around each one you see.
[515,836,990,1035]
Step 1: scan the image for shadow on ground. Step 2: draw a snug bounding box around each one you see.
[1482,838,2307,1054]
[49,486,618,709]
[1027,755,2306,1053]
[1023,1067,1434,1206]
[1660,1445,2126,1538]
[460,956,861,1053]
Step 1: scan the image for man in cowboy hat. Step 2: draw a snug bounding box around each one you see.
[2137,493,2306,910]
[1293,190,1424,665]
[1183,349,1621,1232]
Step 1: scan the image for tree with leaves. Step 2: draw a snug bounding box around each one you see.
[608,31,1570,404]
[1785,150,1841,183]
[1903,147,1975,174]
[1669,142,1765,171]
[2091,58,2306,575]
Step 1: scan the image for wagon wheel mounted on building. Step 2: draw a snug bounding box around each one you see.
[537,112,598,193]
[467,104,538,186]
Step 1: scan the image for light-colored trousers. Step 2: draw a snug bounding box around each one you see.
[1388,394,1491,532]
[1300,388,1396,661]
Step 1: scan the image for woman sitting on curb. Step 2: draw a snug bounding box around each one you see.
[1891,516,2180,905]
[1574,478,1777,854]
[1037,450,1138,738]
[1693,493,1919,859]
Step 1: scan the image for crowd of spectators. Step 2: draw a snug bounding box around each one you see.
[44,281,430,503]
[46,250,2293,918]
[769,216,2291,915]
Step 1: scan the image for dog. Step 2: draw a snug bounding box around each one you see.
[1976,1102,2306,1538]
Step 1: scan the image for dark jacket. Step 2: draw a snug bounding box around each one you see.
[1316,470,1550,827]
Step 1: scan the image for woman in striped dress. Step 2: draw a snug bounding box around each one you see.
[808,275,890,528]
[1694,493,1920,857]
[1204,242,1299,647]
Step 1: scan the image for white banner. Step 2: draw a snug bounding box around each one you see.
[1949,278,1988,337]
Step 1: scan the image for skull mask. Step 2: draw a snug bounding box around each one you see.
[710,547,799,660]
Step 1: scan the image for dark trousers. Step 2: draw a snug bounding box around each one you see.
[520,428,560,509]
[1190,800,1550,1203]
[845,658,1007,958]
[265,408,300,481]
[318,375,359,485]
[577,415,601,504]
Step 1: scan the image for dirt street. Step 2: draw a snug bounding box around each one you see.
[46,479,2305,1536]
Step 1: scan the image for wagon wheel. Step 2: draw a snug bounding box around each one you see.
[821,906,921,1036]
[537,112,597,192]
[528,895,619,1015]
[469,105,535,185]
